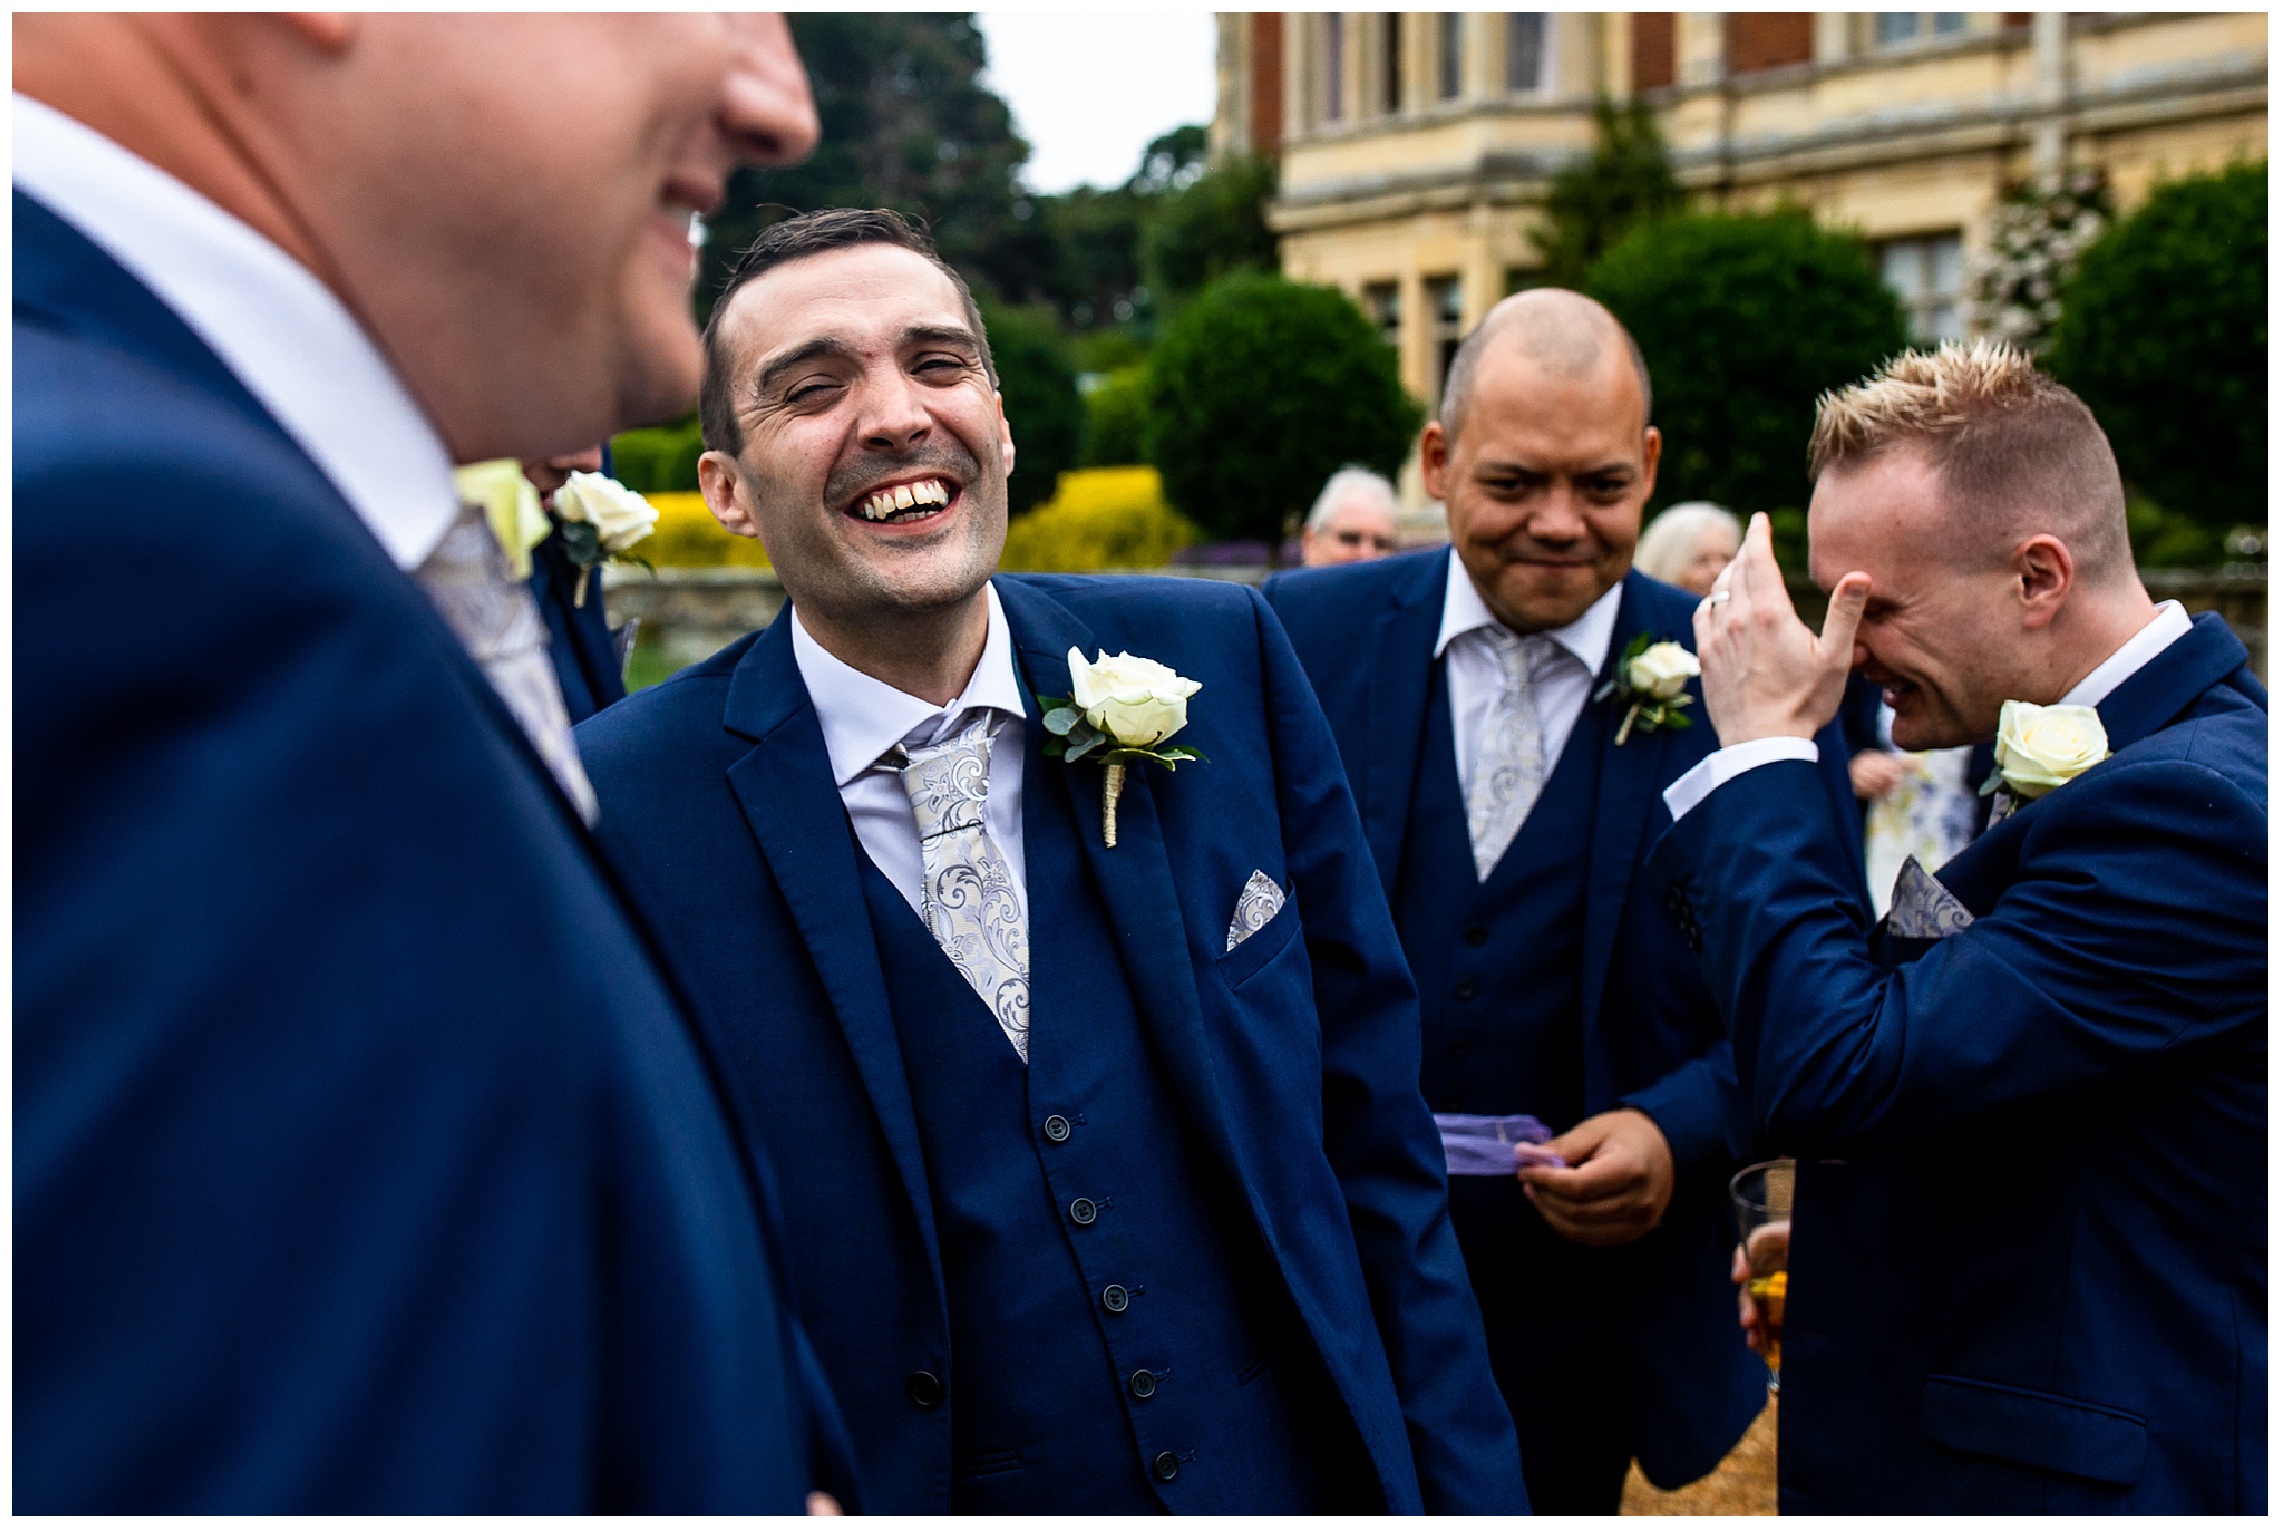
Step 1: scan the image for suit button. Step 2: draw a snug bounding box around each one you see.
[1129,1369,1158,1399]
[1453,979,1477,1001]
[906,1370,944,1408]
[1152,1451,1180,1482]
[1042,1114,1072,1143]
[1102,1284,1131,1313]
[1069,1197,1098,1226]
[1463,926,1489,947]
[1448,1039,1469,1061]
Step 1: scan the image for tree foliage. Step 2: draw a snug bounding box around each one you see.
[695,14,1033,325]
[1531,98,1684,288]
[1145,155,1280,307]
[1586,210,1907,533]
[2047,161,2266,539]
[1144,275,1422,547]
[1081,367,1151,467]
[978,302,1083,516]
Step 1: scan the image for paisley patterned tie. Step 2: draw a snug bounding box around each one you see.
[896,712,1032,1061]
[1463,626,1563,880]
[415,498,598,824]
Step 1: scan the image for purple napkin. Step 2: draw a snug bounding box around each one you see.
[1434,1112,1566,1175]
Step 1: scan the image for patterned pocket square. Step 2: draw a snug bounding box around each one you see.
[1887,855,1975,940]
[1225,870,1286,951]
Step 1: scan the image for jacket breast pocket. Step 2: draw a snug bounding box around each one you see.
[1919,1374,2148,1486]
[1214,893,1300,991]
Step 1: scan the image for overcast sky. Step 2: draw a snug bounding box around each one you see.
[974,11,1220,194]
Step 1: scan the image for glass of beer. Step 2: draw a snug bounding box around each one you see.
[1729,1159,1794,1391]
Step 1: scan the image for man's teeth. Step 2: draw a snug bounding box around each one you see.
[857,479,951,521]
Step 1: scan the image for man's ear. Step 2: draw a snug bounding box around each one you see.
[1638,425,1663,501]
[2015,533,2075,630]
[697,450,762,540]
[274,14,357,52]
[995,391,1017,481]
[1418,421,1450,501]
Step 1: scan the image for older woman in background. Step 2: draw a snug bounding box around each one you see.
[1633,501,1742,595]
[1298,465,1402,566]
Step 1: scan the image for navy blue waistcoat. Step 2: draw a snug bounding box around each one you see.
[1397,663,1600,1124]
[851,766,1357,1513]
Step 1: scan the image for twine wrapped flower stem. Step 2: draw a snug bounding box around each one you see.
[1039,649,1205,848]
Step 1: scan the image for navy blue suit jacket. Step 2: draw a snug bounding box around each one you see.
[16,191,814,1511]
[1265,552,1860,1483]
[1651,613,2267,1511]
[575,574,1529,1514]
[530,530,629,723]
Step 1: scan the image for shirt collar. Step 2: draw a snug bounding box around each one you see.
[2062,599,2193,709]
[792,583,1029,788]
[12,93,460,570]
[1433,545,1624,673]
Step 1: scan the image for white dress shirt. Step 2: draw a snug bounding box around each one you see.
[1436,548,1625,807]
[1662,598,2194,821]
[12,93,461,571]
[791,585,1031,920]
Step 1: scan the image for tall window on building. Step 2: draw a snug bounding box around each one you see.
[1725,13,1815,74]
[1880,234,1966,342]
[1381,13,1403,115]
[1363,281,1402,349]
[1438,14,1464,100]
[1324,13,1346,122]
[1425,274,1464,407]
[1874,13,1969,46]
[1631,13,1676,91]
[1507,14,1547,94]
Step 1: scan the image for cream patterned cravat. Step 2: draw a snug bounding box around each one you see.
[896,712,1032,1061]
[415,498,599,824]
[1463,626,1564,879]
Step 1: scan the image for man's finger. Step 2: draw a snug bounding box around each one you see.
[1819,571,1872,668]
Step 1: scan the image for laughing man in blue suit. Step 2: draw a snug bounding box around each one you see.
[16,16,834,1512]
[575,209,1528,1514]
[1661,342,2265,1511]
[1268,290,1860,1509]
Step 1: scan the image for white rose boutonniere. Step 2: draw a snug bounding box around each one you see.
[1987,699,2109,800]
[550,471,660,607]
[1039,649,1206,847]
[452,459,552,581]
[1593,633,1701,745]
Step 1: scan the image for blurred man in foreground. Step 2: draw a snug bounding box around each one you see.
[1298,464,1402,566]
[1663,342,2265,1512]
[576,209,1527,1514]
[15,14,833,1510]
[1267,289,1860,1510]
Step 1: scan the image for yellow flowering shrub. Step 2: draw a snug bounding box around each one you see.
[1001,467,1200,572]
[642,490,772,568]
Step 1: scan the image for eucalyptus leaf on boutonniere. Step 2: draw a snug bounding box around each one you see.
[549,471,659,607]
[1594,633,1700,745]
[1038,649,1205,848]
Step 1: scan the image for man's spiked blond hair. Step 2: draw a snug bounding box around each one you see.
[1808,339,2132,583]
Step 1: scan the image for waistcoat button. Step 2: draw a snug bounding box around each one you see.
[906,1370,944,1408]
[1069,1197,1098,1226]
[1042,1114,1072,1143]
[1453,979,1477,1001]
[1463,926,1489,947]
[1101,1284,1130,1313]
[1129,1368,1158,1399]
[1152,1451,1180,1482]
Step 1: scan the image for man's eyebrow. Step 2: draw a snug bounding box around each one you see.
[902,323,982,354]
[752,337,861,398]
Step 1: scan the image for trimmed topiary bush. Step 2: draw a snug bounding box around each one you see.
[1144,274,1422,548]
[2047,162,2266,545]
[1586,210,1908,538]
[980,303,1084,517]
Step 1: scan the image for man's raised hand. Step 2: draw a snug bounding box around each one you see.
[1694,512,1870,745]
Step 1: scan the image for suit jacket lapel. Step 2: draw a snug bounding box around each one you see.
[2096,611,2257,750]
[999,579,1253,1184]
[1579,577,1679,1056]
[720,613,942,1271]
[1360,553,1448,902]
